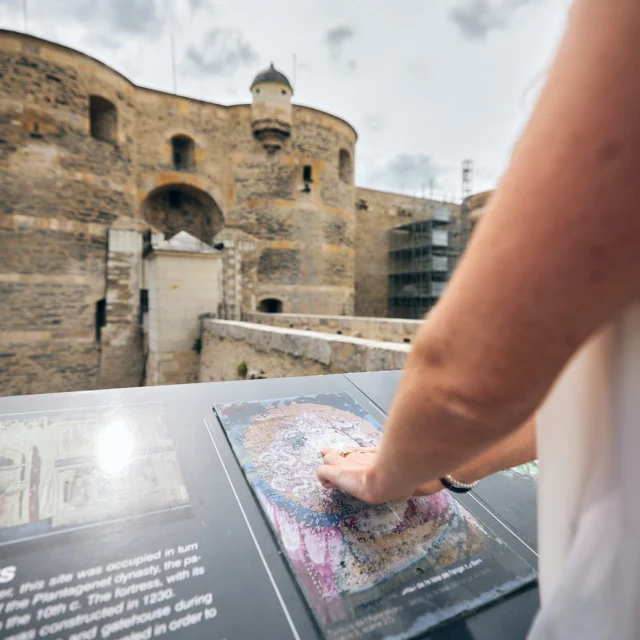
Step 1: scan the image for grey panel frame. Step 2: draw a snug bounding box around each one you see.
[0,372,540,639]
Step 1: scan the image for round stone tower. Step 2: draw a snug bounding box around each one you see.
[0,32,359,394]
[223,64,358,316]
[0,29,139,395]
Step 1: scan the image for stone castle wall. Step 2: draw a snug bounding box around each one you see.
[0,30,358,395]
[225,104,356,315]
[0,29,469,396]
[0,30,137,394]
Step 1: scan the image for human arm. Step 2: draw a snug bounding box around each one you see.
[415,414,537,495]
[318,0,640,503]
[320,415,537,497]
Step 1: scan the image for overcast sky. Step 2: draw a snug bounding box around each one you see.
[1,0,573,199]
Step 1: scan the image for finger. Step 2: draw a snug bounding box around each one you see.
[322,451,342,465]
[317,464,341,488]
[320,447,339,456]
[348,446,377,453]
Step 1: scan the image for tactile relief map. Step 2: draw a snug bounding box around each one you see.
[214,392,535,640]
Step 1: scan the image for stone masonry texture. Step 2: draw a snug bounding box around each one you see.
[0,29,462,396]
[243,312,422,343]
[200,320,410,382]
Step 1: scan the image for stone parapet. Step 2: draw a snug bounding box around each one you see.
[242,312,422,343]
[200,320,410,382]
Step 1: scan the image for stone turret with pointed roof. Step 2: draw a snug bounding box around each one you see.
[249,62,293,152]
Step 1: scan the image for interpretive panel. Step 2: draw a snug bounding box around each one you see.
[0,400,305,640]
[0,404,189,545]
[214,392,536,639]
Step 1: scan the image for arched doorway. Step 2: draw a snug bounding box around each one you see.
[141,184,224,245]
[259,298,283,313]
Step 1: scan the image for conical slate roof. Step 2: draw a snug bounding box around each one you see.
[250,63,293,92]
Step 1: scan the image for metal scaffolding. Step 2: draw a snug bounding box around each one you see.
[388,202,461,319]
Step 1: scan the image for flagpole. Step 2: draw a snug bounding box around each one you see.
[171,35,177,94]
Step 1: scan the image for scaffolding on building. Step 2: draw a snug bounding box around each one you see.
[388,202,461,319]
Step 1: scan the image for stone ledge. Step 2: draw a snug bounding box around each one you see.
[245,311,422,326]
[201,319,409,380]
[1,213,108,237]
[243,312,422,343]
[0,329,95,344]
[0,273,93,286]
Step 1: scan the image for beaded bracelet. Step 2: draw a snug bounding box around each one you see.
[439,474,480,494]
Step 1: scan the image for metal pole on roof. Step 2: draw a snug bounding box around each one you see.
[171,35,178,94]
[293,53,297,90]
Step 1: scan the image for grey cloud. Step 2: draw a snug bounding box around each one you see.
[182,29,258,77]
[450,0,541,40]
[188,0,212,11]
[17,0,169,43]
[367,154,446,194]
[106,0,165,35]
[69,0,166,38]
[324,26,354,61]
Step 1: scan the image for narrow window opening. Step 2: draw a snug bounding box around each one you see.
[303,165,312,182]
[30,122,43,139]
[339,148,352,183]
[171,135,195,171]
[95,299,106,342]
[139,289,149,325]
[89,96,117,144]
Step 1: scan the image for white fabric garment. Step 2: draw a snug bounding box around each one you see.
[528,303,640,639]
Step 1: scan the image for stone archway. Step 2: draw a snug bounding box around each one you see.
[141,184,224,245]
